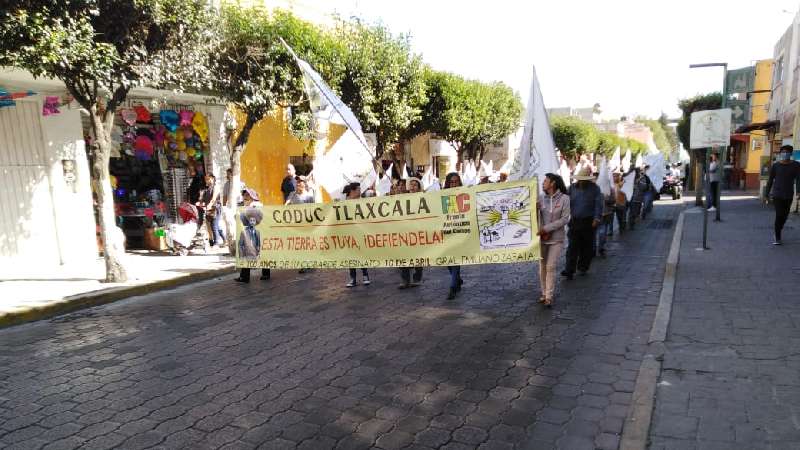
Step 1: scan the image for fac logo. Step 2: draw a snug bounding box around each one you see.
[441,193,471,214]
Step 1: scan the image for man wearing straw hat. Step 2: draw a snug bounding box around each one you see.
[562,166,603,280]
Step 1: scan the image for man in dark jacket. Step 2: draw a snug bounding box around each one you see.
[281,164,297,202]
[562,166,603,279]
[766,145,800,245]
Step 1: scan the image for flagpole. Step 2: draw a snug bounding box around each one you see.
[279,38,385,178]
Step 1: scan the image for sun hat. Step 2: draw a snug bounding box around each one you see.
[573,165,596,181]
[240,207,263,226]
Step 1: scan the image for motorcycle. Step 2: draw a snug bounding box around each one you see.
[660,175,682,200]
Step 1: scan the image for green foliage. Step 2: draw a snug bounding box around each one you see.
[659,113,679,152]
[0,0,217,111]
[550,116,599,159]
[596,132,620,157]
[676,92,723,150]
[212,6,306,147]
[407,69,522,161]
[334,19,427,156]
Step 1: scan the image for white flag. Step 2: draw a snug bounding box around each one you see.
[283,40,376,199]
[360,166,378,193]
[597,157,613,196]
[609,146,621,172]
[508,66,559,185]
[559,159,571,186]
[376,163,392,196]
[622,148,632,173]
[645,152,666,192]
[634,153,643,169]
[622,171,635,199]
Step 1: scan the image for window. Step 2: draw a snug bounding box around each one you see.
[775,56,785,84]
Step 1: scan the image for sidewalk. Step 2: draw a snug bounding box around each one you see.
[0,249,235,327]
[649,194,800,449]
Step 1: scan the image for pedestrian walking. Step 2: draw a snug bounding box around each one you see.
[399,178,424,289]
[200,174,225,247]
[596,183,615,257]
[707,152,721,211]
[641,165,655,219]
[444,172,465,300]
[765,145,800,245]
[234,188,270,283]
[612,172,627,232]
[561,166,602,280]
[343,183,371,287]
[537,173,570,307]
[628,168,651,230]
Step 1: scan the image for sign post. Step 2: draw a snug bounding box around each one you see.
[690,107,732,249]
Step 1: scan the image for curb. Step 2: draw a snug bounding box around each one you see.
[0,265,236,329]
[620,208,685,450]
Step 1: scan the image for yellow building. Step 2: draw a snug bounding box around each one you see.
[744,59,774,190]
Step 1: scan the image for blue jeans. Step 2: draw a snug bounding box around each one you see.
[210,210,225,245]
[349,268,368,281]
[596,218,612,252]
[642,191,654,218]
[447,266,462,289]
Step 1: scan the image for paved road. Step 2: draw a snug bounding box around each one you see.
[0,203,679,450]
[649,197,800,450]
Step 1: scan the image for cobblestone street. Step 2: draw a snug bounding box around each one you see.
[0,204,680,450]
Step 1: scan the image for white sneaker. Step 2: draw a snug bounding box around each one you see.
[773,240,782,246]
[346,280,357,287]
[363,278,371,286]
[708,206,716,212]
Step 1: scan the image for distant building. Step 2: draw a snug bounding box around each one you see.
[547,104,603,123]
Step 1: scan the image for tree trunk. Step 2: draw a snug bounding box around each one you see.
[224,117,256,256]
[89,109,128,283]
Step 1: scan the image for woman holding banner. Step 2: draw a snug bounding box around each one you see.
[444,173,465,300]
[399,178,424,289]
[344,183,371,287]
[537,174,571,307]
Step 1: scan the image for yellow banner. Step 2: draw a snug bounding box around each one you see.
[236,179,539,269]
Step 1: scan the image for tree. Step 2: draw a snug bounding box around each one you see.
[212,6,312,246]
[550,116,599,160]
[334,19,426,158]
[676,92,722,201]
[0,0,217,282]
[636,117,672,154]
[659,113,679,153]
[596,132,620,157]
[406,70,522,163]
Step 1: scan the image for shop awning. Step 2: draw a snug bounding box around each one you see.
[730,133,749,143]
[735,120,779,133]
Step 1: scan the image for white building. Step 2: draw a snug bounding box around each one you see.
[0,69,227,271]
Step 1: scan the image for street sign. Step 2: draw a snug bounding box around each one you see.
[690,108,732,149]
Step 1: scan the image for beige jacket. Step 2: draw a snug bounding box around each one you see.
[537,191,571,244]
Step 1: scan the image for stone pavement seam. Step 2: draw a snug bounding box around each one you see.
[620,208,685,450]
[0,265,235,329]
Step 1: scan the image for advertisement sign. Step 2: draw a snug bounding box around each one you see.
[236,180,540,269]
[690,109,732,149]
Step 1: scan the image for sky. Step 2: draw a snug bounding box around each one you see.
[297,0,799,120]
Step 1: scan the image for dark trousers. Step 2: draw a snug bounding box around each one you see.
[239,268,269,281]
[707,182,719,208]
[565,217,595,274]
[349,268,369,281]
[774,197,792,241]
[401,267,423,284]
[628,202,642,229]
[447,266,462,289]
[614,205,627,231]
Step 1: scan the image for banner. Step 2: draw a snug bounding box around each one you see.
[236,180,540,269]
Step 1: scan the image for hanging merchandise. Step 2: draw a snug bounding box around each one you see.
[192,112,209,142]
[0,87,36,107]
[179,110,194,127]
[159,110,179,132]
[42,96,61,116]
[134,105,151,123]
[153,125,166,148]
[134,135,154,156]
[121,108,138,126]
